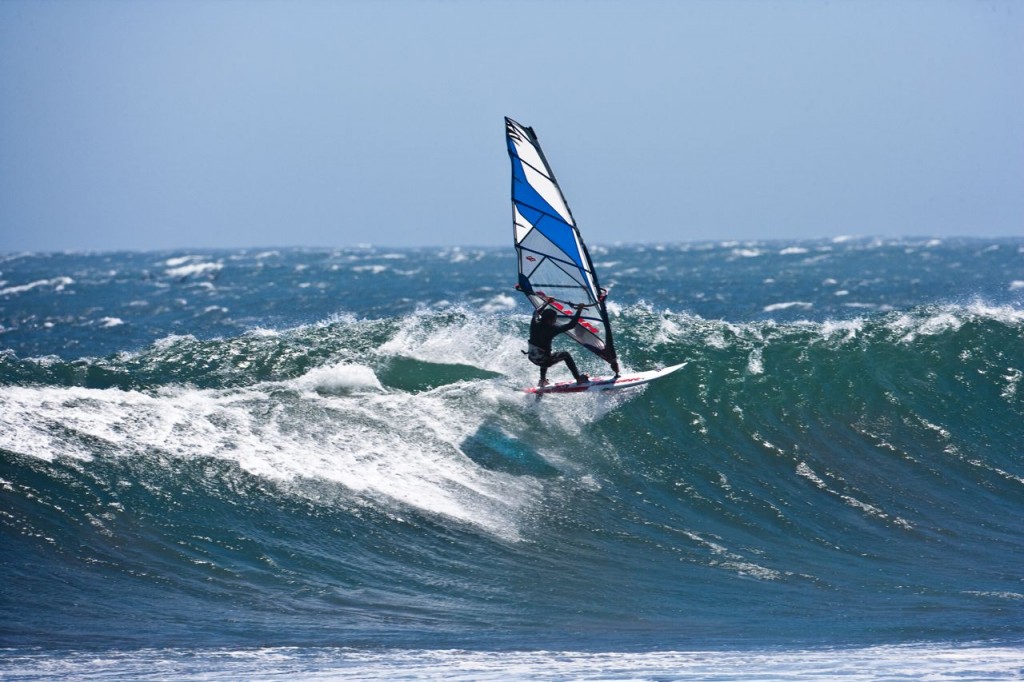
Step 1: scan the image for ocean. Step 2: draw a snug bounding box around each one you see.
[1,237,1022,680]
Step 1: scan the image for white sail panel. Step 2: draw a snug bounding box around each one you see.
[521,163,574,227]
[512,205,532,243]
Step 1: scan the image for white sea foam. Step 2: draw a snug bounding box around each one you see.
[796,462,912,529]
[0,371,542,540]
[164,255,198,267]
[888,306,1002,343]
[763,301,813,313]
[352,265,388,274]
[1000,368,1021,401]
[440,247,484,263]
[0,276,74,296]
[288,363,384,394]
[964,590,1024,600]
[818,318,864,342]
[378,311,523,376]
[97,317,124,328]
[478,293,517,313]
[746,347,764,375]
[654,314,685,346]
[166,261,222,279]
[731,248,763,258]
[4,643,1022,681]
[603,299,623,316]
[965,301,1024,324]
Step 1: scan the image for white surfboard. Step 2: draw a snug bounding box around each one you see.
[524,362,687,395]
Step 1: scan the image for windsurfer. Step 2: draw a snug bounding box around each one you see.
[527,297,590,386]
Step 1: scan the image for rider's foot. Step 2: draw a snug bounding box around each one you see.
[576,374,590,384]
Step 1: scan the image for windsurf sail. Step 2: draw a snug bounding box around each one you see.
[505,117,618,373]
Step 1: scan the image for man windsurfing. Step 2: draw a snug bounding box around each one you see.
[527,297,590,386]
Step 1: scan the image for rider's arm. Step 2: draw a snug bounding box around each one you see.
[558,304,585,332]
[533,296,554,321]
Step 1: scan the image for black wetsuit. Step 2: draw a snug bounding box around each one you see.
[527,304,583,382]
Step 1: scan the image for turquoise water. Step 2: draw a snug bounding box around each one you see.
[2,238,1022,678]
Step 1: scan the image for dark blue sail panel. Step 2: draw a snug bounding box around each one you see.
[509,156,585,274]
[505,117,617,369]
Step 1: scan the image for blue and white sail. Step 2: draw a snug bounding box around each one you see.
[505,117,618,371]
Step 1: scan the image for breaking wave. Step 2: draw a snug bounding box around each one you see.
[2,302,1022,651]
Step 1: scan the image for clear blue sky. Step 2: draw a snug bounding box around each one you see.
[1,0,1021,252]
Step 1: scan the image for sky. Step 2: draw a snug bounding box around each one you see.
[0,0,1021,252]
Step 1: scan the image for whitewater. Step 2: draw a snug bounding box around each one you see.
[1,237,1022,679]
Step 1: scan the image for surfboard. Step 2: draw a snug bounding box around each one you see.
[524,362,686,395]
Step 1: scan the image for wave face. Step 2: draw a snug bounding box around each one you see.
[1,239,1023,655]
